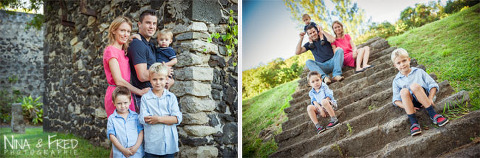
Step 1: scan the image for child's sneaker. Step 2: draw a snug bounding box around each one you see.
[323,77,332,85]
[316,125,326,134]
[326,120,339,129]
[410,123,422,136]
[432,114,449,126]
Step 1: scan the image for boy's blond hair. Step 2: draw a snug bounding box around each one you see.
[112,86,131,102]
[149,63,169,77]
[157,28,173,40]
[307,71,321,82]
[391,48,409,63]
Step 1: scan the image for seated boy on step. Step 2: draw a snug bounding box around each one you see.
[391,48,448,136]
[307,71,339,134]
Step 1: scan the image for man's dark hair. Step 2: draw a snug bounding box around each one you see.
[306,23,317,32]
[139,9,157,23]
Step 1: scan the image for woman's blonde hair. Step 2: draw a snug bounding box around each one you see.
[331,20,344,38]
[108,16,132,51]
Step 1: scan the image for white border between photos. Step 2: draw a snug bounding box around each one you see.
[237,0,243,157]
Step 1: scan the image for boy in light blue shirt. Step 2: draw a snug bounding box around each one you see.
[307,71,339,134]
[107,86,144,158]
[391,48,448,136]
[139,63,182,157]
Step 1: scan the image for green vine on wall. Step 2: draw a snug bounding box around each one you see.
[207,9,238,66]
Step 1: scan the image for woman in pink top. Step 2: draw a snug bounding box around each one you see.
[103,16,150,117]
[331,21,373,73]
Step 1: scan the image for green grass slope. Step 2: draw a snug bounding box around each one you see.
[242,79,298,157]
[388,4,480,109]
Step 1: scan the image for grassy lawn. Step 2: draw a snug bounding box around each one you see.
[242,79,298,157]
[0,127,109,158]
[387,4,480,110]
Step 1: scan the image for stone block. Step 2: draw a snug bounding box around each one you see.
[175,52,209,67]
[11,103,25,133]
[217,122,237,144]
[72,41,83,53]
[171,81,211,97]
[175,32,209,41]
[179,96,216,113]
[87,16,96,26]
[95,108,107,119]
[208,55,226,68]
[191,0,221,24]
[197,146,219,158]
[184,125,217,137]
[189,22,208,32]
[174,67,213,81]
[70,37,78,46]
[183,112,209,125]
[181,146,219,158]
[180,40,218,54]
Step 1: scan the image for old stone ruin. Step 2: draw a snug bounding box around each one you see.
[271,37,480,157]
[41,0,237,157]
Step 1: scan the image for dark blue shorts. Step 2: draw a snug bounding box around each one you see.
[145,152,175,158]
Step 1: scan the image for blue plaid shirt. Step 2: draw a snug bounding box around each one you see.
[139,89,182,155]
[392,67,439,105]
[107,109,144,158]
[309,83,336,106]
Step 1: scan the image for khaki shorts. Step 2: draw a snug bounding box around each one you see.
[314,100,337,116]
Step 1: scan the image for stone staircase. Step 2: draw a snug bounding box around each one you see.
[270,37,480,157]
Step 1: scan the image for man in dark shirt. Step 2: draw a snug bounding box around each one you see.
[127,9,158,110]
[295,24,344,84]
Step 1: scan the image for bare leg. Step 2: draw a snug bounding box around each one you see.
[399,88,416,114]
[322,99,336,117]
[307,105,319,124]
[355,49,364,71]
[410,83,433,108]
[362,46,371,68]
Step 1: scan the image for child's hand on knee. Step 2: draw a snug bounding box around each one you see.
[319,108,326,117]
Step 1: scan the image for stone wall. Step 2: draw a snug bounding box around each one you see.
[0,10,44,100]
[42,0,237,157]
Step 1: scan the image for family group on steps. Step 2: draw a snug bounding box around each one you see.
[295,14,448,136]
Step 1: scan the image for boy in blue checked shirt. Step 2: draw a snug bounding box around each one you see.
[139,63,182,157]
[307,71,339,134]
[107,86,144,158]
[391,48,448,136]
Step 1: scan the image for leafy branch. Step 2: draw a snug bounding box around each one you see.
[207,10,238,58]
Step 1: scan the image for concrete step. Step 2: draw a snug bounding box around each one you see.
[302,91,470,157]
[289,57,399,106]
[366,104,479,157]
[438,140,480,158]
[282,78,393,131]
[284,65,413,119]
[272,82,456,157]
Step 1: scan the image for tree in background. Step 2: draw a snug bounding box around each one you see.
[284,0,368,40]
[0,0,44,30]
[444,0,480,13]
